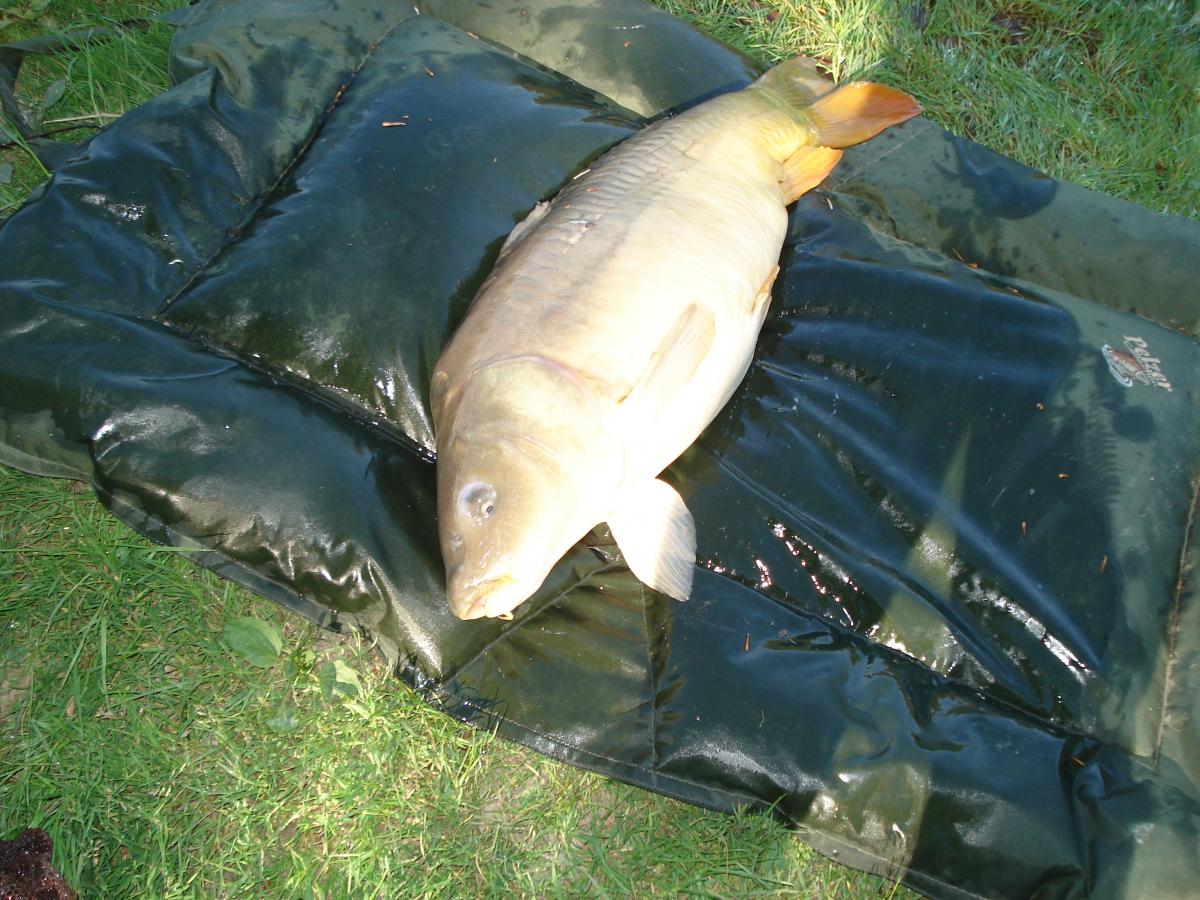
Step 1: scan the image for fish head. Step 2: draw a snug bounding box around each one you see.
[437,426,585,621]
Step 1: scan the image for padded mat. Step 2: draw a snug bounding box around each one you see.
[1,2,1198,897]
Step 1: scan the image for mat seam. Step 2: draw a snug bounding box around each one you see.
[439,688,982,900]
[1155,464,1200,764]
[154,19,407,318]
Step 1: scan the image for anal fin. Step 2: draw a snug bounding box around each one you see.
[607,479,696,601]
[779,146,843,204]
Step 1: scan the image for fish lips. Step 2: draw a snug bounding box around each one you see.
[447,573,526,621]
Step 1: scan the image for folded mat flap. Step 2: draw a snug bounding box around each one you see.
[823,122,1200,333]
[1,1,1198,898]
[415,0,761,117]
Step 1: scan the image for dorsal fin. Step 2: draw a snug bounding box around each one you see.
[753,56,836,107]
[496,201,551,262]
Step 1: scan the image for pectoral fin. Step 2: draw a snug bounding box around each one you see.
[750,264,780,319]
[620,302,715,413]
[607,478,696,601]
[429,369,451,424]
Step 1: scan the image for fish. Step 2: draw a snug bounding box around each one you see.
[431,57,921,620]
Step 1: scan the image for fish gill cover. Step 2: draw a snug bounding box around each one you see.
[0,1,1197,898]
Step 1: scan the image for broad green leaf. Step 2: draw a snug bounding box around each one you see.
[318,659,360,703]
[267,695,298,733]
[0,162,11,185]
[343,700,371,719]
[39,79,66,114]
[223,617,282,668]
[290,647,316,675]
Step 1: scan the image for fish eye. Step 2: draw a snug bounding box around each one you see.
[458,482,497,522]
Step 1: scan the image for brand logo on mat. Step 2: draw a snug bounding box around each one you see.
[1102,336,1173,392]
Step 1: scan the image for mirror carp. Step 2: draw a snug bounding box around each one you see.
[432,58,921,620]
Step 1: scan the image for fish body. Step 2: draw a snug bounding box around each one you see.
[432,59,920,620]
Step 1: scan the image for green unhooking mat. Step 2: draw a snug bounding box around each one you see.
[2,2,1198,896]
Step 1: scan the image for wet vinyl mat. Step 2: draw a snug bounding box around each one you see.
[1,2,1198,897]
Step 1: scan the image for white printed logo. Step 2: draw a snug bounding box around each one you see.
[1102,336,1173,392]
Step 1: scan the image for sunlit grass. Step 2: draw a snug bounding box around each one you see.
[653,0,1200,218]
[0,0,176,214]
[1,472,898,896]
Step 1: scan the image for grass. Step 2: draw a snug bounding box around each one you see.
[0,0,178,214]
[1,472,898,896]
[653,0,1200,218]
[1,0,1198,896]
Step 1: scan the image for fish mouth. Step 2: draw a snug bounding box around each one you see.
[449,574,522,621]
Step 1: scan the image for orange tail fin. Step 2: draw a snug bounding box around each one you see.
[805,82,922,148]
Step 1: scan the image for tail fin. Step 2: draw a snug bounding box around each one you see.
[806,82,922,147]
[755,57,922,149]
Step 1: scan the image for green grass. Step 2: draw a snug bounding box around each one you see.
[2,0,1198,896]
[1,471,903,896]
[0,0,178,214]
[653,0,1200,218]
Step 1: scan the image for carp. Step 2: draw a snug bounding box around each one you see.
[431,58,920,619]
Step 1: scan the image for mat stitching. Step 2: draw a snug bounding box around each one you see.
[435,557,623,684]
[823,121,926,190]
[435,687,984,900]
[155,19,406,317]
[1155,465,1200,763]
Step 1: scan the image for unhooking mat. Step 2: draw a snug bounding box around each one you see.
[2,2,1198,897]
